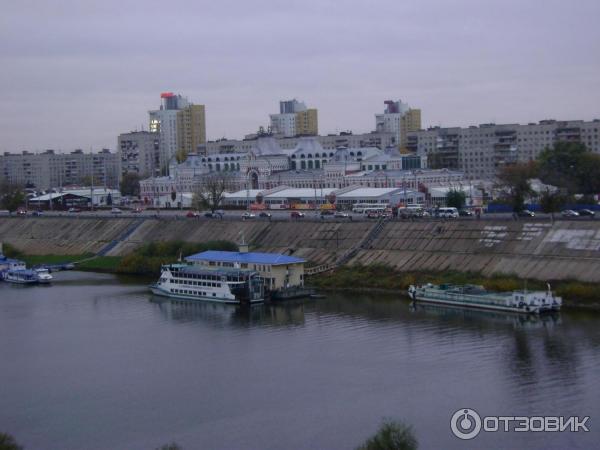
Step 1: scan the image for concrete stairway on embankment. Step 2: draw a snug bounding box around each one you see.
[0,217,139,255]
[109,218,374,264]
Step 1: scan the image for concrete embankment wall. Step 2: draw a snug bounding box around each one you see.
[351,220,600,282]
[3,217,600,282]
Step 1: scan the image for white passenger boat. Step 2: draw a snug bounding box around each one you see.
[407,283,562,314]
[3,269,40,284]
[34,268,53,283]
[150,264,265,304]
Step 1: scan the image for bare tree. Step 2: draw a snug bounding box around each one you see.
[192,172,233,212]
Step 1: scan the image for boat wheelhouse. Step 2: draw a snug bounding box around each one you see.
[408,283,561,314]
[150,264,264,304]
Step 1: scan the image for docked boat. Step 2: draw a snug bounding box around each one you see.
[150,264,265,304]
[34,268,53,283]
[3,269,40,284]
[407,283,562,314]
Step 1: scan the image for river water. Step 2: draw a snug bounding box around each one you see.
[1,272,599,450]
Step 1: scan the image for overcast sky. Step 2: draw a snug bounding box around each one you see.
[1,0,599,152]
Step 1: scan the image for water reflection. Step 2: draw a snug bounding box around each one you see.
[149,296,306,328]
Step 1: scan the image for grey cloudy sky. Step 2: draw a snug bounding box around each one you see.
[1,0,599,152]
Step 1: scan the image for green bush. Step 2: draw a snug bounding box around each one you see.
[357,420,418,450]
[116,240,238,276]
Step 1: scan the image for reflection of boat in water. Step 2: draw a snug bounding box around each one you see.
[408,283,561,314]
[150,264,264,304]
[410,302,562,329]
[149,296,306,328]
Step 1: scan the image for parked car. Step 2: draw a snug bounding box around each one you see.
[561,209,579,218]
[259,211,272,218]
[132,207,143,213]
[320,210,334,216]
[68,207,81,213]
[32,210,44,217]
[242,212,256,220]
[290,211,305,219]
[366,211,380,219]
[578,209,595,217]
[111,208,122,215]
[334,212,350,218]
[437,207,459,218]
[517,209,535,217]
[458,209,473,217]
[186,211,200,218]
[204,211,223,219]
[16,208,27,216]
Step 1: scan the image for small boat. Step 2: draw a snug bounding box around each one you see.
[34,268,53,284]
[407,283,561,314]
[150,264,265,304]
[3,269,40,284]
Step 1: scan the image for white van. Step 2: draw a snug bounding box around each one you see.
[437,207,459,218]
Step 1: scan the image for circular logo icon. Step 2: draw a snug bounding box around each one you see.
[451,408,482,440]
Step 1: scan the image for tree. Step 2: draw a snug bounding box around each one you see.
[0,432,24,450]
[155,443,182,450]
[175,148,188,164]
[538,142,600,195]
[357,420,418,450]
[0,182,25,213]
[446,189,466,209]
[192,172,232,212]
[574,152,600,196]
[539,189,565,223]
[496,161,538,212]
[80,175,93,186]
[120,173,141,197]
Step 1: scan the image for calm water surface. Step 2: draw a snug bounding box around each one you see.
[1,272,599,450]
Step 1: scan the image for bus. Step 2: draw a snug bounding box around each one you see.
[352,203,388,214]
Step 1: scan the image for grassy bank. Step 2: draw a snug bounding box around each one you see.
[3,241,237,276]
[308,263,600,309]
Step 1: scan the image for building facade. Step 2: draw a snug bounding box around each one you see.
[269,99,318,137]
[200,131,397,155]
[149,92,206,172]
[118,131,160,178]
[0,149,120,190]
[177,104,206,155]
[408,119,600,180]
[375,100,422,150]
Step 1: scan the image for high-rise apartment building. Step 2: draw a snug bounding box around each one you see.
[270,99,318,137]
[0,149,120,190]
[407,119,600,180]
[149,92,205,172]
[295,109,318,136]
[118,131,160,178]
[375,100,422,149]
[177,104,206,156]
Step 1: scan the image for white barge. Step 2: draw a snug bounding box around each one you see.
[150,264,265,304]
[408,283,561,314]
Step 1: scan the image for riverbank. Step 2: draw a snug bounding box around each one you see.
[307,264,600,310]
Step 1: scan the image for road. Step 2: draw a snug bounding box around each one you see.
[6,209,597,223]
